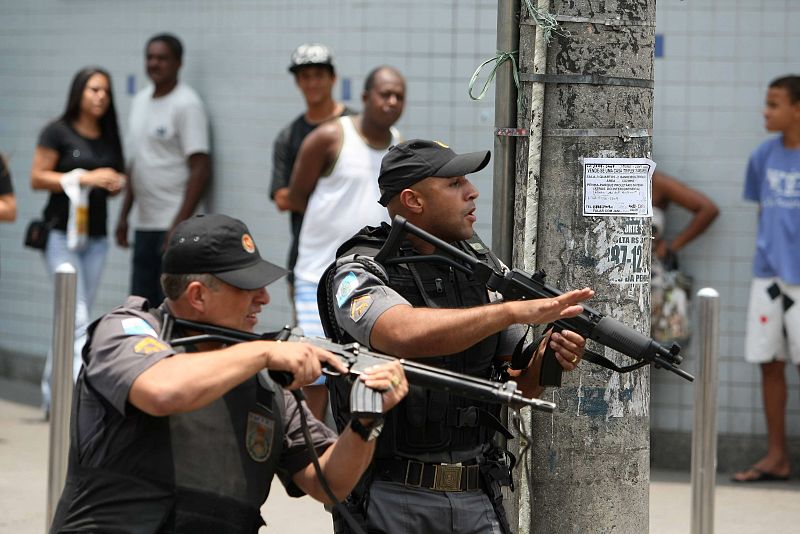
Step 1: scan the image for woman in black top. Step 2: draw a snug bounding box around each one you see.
[30,67,126,416]
[0,154,15,222]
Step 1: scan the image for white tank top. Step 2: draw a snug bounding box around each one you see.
[652,206,665,239]
[294,116,397,283]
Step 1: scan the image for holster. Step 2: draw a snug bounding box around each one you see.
[478,447,516,534]
[332,473,371,534]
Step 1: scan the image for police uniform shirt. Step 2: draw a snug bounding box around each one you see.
[331,256,525,361]
[77,296,336,497]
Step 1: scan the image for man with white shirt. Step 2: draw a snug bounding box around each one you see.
[116,33,211,306]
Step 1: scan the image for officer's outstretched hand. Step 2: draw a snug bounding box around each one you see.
[509,287,594,325]
[358,360,408,412]
[265,341,348,389]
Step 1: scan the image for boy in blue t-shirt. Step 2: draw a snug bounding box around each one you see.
[734,75,800,482]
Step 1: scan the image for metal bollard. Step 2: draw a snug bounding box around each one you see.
[46,263,77,529]
[690,288,720,534]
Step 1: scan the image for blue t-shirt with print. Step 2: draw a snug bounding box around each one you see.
[743,136,800,284]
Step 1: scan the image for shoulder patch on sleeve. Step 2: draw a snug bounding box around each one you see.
[121,317,158,337]
[350,295,373,323]
[336,272,359,307]
[134,337,169,355]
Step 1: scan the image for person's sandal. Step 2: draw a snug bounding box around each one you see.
[731,466,789,482]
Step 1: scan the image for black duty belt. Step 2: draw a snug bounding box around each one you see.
[374,458,482,492]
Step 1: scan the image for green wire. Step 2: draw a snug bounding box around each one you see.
[467,2,564,105]
[468,50,520,103]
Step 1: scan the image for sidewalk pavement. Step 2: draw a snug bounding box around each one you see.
[2,377,798,533]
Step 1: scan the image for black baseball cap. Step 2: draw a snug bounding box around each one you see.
[289,43,335,74]
[162,214,287,290]
[377,139,491,206]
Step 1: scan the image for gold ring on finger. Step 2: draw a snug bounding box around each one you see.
[570,355,578,364]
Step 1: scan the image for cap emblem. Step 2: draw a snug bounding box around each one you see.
[242,234,256,254]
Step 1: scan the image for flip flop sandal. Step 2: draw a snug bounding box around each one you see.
[731,466,790,482]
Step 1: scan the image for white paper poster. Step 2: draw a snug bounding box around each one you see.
[582,158,655,217]
[606,220,649,285]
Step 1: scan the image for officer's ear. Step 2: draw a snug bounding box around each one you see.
[183,281,208,313]
[398,188,424,214]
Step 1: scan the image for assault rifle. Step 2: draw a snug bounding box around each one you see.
[161,314,557,418]
[374,215,694,385]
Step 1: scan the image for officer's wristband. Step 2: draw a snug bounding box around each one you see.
[350,418,384,442]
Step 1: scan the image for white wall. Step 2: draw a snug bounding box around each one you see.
[0,0,497,354]
[651,0,800,436]
[2,0,797,439]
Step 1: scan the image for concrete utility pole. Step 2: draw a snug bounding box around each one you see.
[511,1,656,532]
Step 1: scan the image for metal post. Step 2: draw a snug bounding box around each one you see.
[691,288,720,534]
[46,263,77,528]
[491,0,520,266]
[492,2,520,528]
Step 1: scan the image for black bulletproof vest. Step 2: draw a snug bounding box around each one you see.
[51,302,285,534]
[323,224,503,459]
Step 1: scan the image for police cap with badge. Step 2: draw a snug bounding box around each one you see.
[377,139,491,206]
[163,213,287,289]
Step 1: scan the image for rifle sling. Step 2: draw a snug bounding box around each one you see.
[582,348,649,374]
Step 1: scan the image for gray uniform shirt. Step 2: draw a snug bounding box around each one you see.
[81,296,337,495]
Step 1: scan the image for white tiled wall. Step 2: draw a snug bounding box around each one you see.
[0,0,497,354]
[651,0,800,437]
[2,0,797,440]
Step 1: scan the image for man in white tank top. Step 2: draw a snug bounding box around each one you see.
[286,66,405,419]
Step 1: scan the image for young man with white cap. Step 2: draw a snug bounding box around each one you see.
[270,43,355,298]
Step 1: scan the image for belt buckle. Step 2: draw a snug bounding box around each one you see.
[404,460,424,487]
[433,463,463,492]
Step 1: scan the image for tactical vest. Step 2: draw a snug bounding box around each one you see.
[51,299,285,534]
[321,224,507,460]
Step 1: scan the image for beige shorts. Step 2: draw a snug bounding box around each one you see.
[745,277,800,364]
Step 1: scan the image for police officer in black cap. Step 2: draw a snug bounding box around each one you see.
[321,140,594,533]
[50,213,408,533]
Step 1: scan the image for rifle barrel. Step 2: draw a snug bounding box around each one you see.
[167,318,555,412]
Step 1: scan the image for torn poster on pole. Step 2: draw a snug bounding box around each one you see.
[582,158,655,217]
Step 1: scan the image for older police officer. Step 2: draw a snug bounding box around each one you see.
[50,213,407,533]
